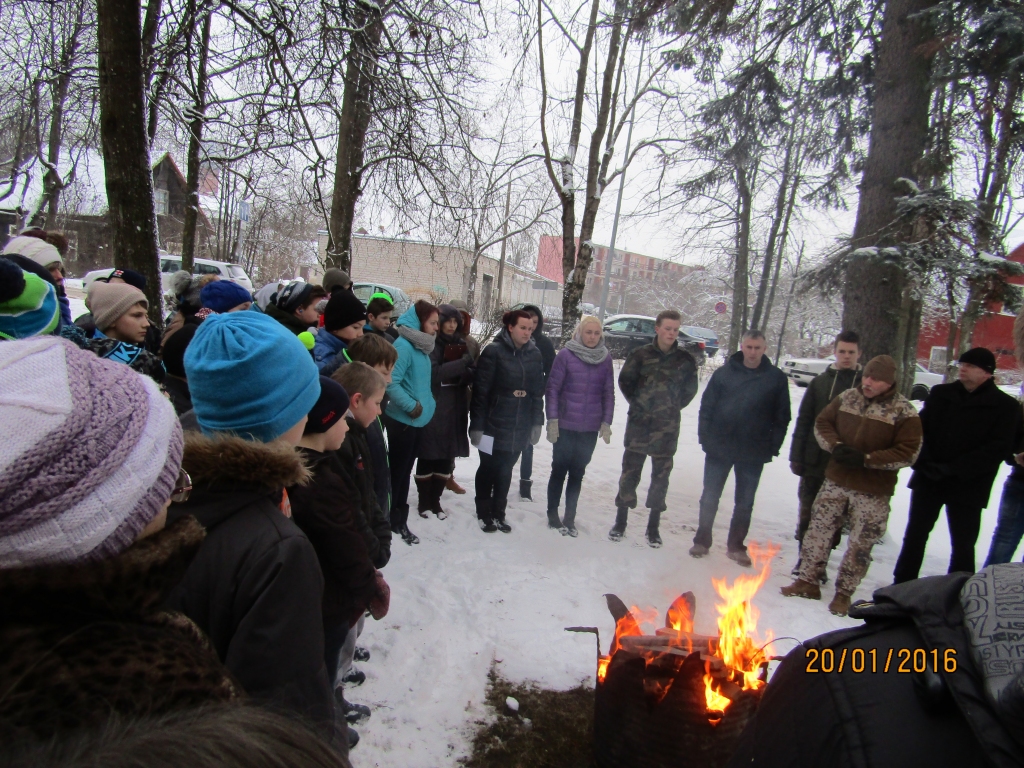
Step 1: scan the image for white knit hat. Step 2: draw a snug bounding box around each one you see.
[2,235,62,268]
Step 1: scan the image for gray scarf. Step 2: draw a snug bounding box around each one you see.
[397,324,436,355]
[565,338,608,365]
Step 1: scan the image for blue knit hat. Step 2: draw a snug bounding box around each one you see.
[184,312,320,442]
[200,280,253,314]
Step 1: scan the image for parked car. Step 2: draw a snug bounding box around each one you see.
[351,282,412,317]
[602,314,707,363]
[681,325,719,358]
[83,255,254,295]
[782,356,944,400]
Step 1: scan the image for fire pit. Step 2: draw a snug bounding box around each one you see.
[573,543,779,768]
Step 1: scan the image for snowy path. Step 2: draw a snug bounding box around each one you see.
[352,363,1015,767]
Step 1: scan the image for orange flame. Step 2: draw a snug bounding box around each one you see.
[666,594,694,633]
[704,671,731,713]
[597,607,651,683]
[707,541,780,698]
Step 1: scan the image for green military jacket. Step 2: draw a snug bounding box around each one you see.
[619,341,699,457]
[789,364,862,476]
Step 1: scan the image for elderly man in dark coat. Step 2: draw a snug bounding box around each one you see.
[692,330,791,565]
[893,347,1022,583]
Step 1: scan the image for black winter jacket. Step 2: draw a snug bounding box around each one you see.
[908,378,1022,508]
[164,432,338,745]
[699,352,791,464]
[522,304,556,377]
[789,365,862,476]
[289,448,379,627]
[418,331,473,461]
[335,418,393,569]
[470,329,545,453]
[729,569,1024,768]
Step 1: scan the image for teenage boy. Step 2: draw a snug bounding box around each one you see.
[364,294,395,341]
[332,362,393,698]
[314,289,367,374]
[789,330,862,576]
[73,281,164,380]
[347,334,399,515]
[289,376,389,744]
[164,312,346,752]
[267,280,327,336]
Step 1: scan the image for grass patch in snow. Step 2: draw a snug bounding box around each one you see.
[462,668,596,768]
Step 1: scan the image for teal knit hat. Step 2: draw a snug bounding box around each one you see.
[183,311,320,442]
[0,258,59,340]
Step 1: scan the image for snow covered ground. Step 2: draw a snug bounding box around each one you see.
[350,362,1017,767]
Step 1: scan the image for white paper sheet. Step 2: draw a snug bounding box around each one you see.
[477,434,495,455]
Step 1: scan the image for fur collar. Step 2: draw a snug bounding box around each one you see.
[182,431,310,490]
[0,516,205,623]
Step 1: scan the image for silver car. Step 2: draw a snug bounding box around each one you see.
[781,356,944,400]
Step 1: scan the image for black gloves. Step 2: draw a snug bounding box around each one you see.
[832,444,865,467]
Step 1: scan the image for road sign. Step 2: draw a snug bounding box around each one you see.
[714,301,727,314]
[533,280,559,290]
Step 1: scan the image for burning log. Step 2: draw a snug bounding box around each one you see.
[587,543,780,768]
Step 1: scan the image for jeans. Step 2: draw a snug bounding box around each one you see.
[985,476,1024,566]
[694,455,765,551]
[383,415,421,528]
[547,429,599,525]
[338,615,365,685]
[476,449,521,511]
[893,483,983,583]
[324,617,353,689]
[519,442,534,482]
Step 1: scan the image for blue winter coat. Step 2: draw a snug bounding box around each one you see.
[384,305,436,428]
[312,327,349,374]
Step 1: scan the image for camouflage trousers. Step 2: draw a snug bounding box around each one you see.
[798,479,890,596]
[614,450,674,514]
[796,474,842,550]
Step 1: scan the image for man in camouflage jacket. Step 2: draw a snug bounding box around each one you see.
[782,355,923,617]
[610,311,699,548]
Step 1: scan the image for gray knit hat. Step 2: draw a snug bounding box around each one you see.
[0,337,183,568]
[88,281,149,332]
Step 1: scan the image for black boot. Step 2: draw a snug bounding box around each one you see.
[547,508,564,530]
[646,509,663,548]
[519,479,533,501]
[414,476,432,518]
[393,504,419,545]
[494,499,512,533]
[609,506,628,541]
[430,474,449,519]
[476,498,497,533]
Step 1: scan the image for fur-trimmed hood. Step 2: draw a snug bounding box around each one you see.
[0,516,206,624]
[182,431,310,491]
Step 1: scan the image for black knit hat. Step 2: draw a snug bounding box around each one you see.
[958,347,996,374]
[162,323,198,378]
[323,289,367,332]
[275,280,314,314]
[304,376,351,434]
[105,268,147,291]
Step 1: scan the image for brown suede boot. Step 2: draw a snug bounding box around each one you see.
[780,579,822,600]
[445,474,467,494]
[828,592,852,616]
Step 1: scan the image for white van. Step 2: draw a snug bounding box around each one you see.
[83,255,254,295]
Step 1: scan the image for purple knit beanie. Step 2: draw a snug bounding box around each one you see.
[0,337,183,568]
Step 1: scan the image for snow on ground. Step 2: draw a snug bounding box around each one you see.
[351,364,1017,766]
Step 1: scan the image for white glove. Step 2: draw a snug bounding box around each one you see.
[599,422,612,444]
[547,420,559,444]
[531,424,542,445]
[470,430,483,447]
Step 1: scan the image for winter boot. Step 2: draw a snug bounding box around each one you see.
[342,668,366,686]
[608,507,628,541]
[646,509,663,548]
[547,508,565,531]
[519,479,533,501]
[334,690,371,724]
[726,548,752,567]
[446,474,467,494]
[414,475,432,518]
[828,591,853,616]
[562,523,579,537]
[689,544,709,557]
[476,498,497,533]
[430,474,449,519]
[353,647,371,662]
[347,727,360,750]
[780,579,822,600]
[494,499,512,533]
[393,504,419,545]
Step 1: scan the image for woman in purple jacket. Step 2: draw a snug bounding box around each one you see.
[545,315,615,535]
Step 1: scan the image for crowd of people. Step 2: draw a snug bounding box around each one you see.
[3,229,1024,763]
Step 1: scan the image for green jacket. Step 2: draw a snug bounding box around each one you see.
[789,364,862,476]
[619,341,699,457]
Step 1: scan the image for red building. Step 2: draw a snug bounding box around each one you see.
[916,242,1024,372]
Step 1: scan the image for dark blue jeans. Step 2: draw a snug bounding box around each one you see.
[695,455,765,551]
[547,429,599,525]
[984,475,1024,566]
[519,442,534,482]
